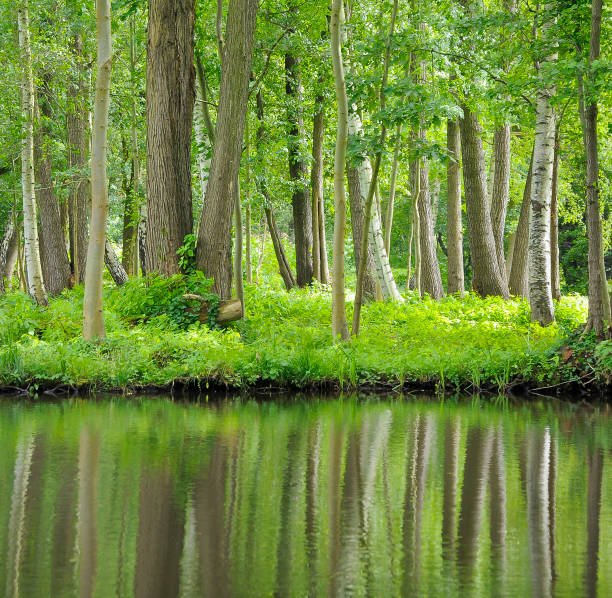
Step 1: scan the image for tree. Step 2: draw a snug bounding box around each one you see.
[330,0,349,340]
[446,120,464,295]
[285,4,313,287]
[83,0,112,340]
[578,0,610,336]
[196,0,258,298]
[145,0,195,276]
[529,7,557,326]
[18,0,47,307]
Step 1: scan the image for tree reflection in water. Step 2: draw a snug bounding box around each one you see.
[0,398,609,598]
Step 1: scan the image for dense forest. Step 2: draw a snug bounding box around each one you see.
[0,0,611,392]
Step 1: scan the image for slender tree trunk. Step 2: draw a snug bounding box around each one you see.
[311,87,325,282]
[33,84,72,295]
[550,127,561,301]
[285,14,313,287]
[579,0,610,336]
[330,0,349,340]
[384,124,402,255]
[83,0,112,340]
[146,0,195,276]
[0,210,19,293]
[233,182,244,314]
[104,239,128,286]
[529,29,557,326]
[491,125,511,285]
[122,17,141,276]
[67,33,89,284]
[194,55,213,203]
[509,149,534,297]
[196,0,258,298]
[446,120,464,295]
[416,140,444,299]
[245,122,252,285]
[347,167,377,300]
[460,106,509,298]
[255,90,296,290]
[18,1,47,306]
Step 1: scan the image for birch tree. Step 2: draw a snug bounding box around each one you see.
[528,7,557,326]
[18,0,47,307]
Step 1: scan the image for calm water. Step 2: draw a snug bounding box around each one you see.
[0,395,611,597]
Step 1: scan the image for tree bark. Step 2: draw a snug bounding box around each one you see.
[104,239,128,286]
[0,210,19,293]
[529,47,557,326]
[33,86,72,296]
[122,17,141,276]
[311,86,327,283]
[67,33,89,284]
[550,127,561,302]
[233,183,244,314]
[491,125,511,285]
[347,166,377,301]
[196,0,258,298]
[285,17,313,287]
[446,120,464,295]
[509,149,534,297]
[330,0,349,340]
[579,0,610,336]
[384,124,402,256]
[415,140,444,299]
[460,107,509,298]
[83,0,112,340]
[18,1,47,306]
[146,0,195,276]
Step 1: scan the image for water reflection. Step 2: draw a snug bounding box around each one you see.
[0,398,611,597]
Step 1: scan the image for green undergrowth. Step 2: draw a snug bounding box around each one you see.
[0,274,604,395]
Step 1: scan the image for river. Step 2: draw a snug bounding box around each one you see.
[0,394,610,597]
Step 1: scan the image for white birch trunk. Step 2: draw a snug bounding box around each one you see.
[18,1,47,306]
[83,0,112,339]
[194,68,211,200]
[529,52,556,325]
[348,112,403,302]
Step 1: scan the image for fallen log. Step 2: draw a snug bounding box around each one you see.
[183,294,243,324]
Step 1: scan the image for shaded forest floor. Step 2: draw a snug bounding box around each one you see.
[0,272,610,399]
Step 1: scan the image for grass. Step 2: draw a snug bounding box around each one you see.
[0,270,604,396]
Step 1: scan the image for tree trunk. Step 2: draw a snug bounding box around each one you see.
[579,0,610,336]
[491,124,511,285]
[146,0,195,276]
[233,183,244,314]
[265,207,296,291]
[196,0,258,298]
[529,54,557,325]
[18,1,47,306]
[0,210,19,293]
[509,149,534,297]
[446,120,464,295]
[255,90,296,290]
[83,0,112,340]
[384,124,402,256]
[285,26,313,287]
[550,127,561,302]
[459,106,509,298]
[104,239,128,286]
[415,140,444,299]
[330,0,349,340]
[34,87,72,296]
[67,33,89,285]
[122,18,141,276]
[347,166,377,301]
[311,88,325,282]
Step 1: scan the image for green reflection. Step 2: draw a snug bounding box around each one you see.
[0,397,611,598]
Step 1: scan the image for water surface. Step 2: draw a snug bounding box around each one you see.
[0,395,611,597]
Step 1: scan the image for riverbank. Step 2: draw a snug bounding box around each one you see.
[0,280,610,398]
